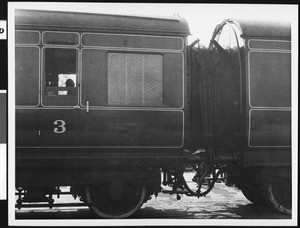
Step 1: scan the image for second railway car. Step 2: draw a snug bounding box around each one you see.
[15,9,292,218]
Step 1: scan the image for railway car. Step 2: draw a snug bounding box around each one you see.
[14,9,292,218]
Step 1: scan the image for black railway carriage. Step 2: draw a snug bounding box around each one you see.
[15,9,292,218]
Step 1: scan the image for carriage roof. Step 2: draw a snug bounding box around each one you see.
[228,18,291,39]
[15,9,190,37]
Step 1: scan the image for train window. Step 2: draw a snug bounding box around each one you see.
[15,31,40,45]
[107,53,163,106]
[42,48,78,106]
[16,47,40,106]
[44,48,77,96]
[43,32,79,46]
[249,51,291,107]
[249,40,291,50]
[81,49,107,106]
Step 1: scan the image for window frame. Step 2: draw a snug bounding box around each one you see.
[42,31,80,46]
[15,46,41,107]
[248,49,291,108]
[41,46,80,107]
[80,47,184,109]
[15,30,41,45]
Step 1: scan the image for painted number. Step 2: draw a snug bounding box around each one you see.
[53,120,66,134]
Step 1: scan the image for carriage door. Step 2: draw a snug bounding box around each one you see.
[39,32,81,147]
[247,40,291,148]
[80,33,184,147]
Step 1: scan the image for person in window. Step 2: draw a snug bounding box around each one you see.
[65,79,75,95]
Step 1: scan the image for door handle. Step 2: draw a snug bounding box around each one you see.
[86,100,89,113]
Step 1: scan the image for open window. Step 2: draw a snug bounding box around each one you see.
[42,48,78,106]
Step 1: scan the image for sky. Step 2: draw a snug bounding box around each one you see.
[8,3,298,46]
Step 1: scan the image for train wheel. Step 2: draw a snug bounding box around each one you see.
[240,187,266,205]
[265,181,291,214]
[85,182,146,219]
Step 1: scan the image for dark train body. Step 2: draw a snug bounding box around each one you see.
[15,10,291,218]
